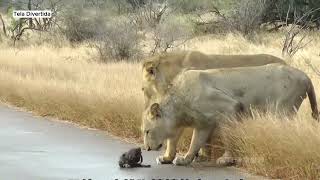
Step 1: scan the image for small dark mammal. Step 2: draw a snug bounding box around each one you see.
[119,147,151,168]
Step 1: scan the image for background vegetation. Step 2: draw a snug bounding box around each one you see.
[0,0,320,179]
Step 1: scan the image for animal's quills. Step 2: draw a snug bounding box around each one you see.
[118,147,151,168]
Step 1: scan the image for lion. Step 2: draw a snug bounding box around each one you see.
[142,64,318,166]
[142,51,286,163]
[142,51,286,107]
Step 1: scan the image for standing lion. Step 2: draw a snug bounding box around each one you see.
[142,51,286,163]
[142,64,318,166]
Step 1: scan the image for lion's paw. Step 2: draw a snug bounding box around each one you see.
[216,155,236,166]
[194,154,211,162]
[173,156,192,166]
[156,156,173,164]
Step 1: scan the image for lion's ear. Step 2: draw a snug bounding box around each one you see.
[143,61,153,68]
[150,103,161,118]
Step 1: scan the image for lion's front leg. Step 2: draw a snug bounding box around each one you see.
[156,128,183,164]
[173,128,211,166]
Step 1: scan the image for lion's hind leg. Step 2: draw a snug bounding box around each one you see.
[194,132,212,162]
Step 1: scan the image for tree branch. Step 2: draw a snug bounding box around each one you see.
[0,14,7,37]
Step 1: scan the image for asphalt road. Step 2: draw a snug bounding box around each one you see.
[0,105,262,180]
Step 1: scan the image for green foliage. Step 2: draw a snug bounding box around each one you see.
[61,4,107,42]
[84,0,134,14]
[152,14,193,53]
[126,0,146,10]
[169,0,217,13]
[6,5,14,17]
[95,17,142,61]
[262,0,320,23]
[6,6,19,32]
[219,0,320,36]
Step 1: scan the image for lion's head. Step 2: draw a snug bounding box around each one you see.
[142,53,187,108]
[142,60,159,107]
[142,103,176,151]
[142,58,169,105]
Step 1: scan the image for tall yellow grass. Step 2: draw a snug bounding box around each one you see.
[0,45,143,138]
[222,112,320,179]
[0,33,319,179]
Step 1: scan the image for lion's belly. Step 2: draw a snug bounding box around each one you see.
[195,66,308,115]
[213,75,306,114]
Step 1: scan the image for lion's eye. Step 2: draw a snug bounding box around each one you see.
[145,130,150,135]
[141,87,144,91]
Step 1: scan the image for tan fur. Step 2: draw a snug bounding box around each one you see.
[142,51,286,107]
[142,64,318,166]
[142,51,286,163]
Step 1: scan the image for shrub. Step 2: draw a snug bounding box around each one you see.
[130,0,169,29]
[227,0,268,36]
[150,15,193,54]
[95,17,142,61]
[169,0,218,13]
[62,6,106,42]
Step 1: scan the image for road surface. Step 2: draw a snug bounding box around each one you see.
[0,105,262,180]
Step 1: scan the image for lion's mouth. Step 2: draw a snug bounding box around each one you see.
[147,144,163,151]
[155,144,163,150]
[146,144,163,151]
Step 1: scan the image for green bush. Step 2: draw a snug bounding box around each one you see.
[95,17,142,61]
[151,15,193,53]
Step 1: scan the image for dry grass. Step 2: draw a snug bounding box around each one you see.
[0,44,144,138]
[221,112,320,179]
[0,32,319,179]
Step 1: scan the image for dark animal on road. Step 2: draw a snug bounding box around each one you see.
[118,147,151,168]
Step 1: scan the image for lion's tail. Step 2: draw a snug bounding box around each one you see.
[307,78,319,121]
